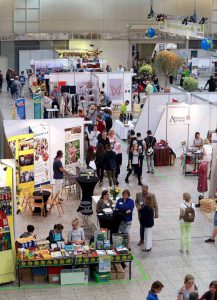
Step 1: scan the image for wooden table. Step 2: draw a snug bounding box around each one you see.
[154,145,171,166]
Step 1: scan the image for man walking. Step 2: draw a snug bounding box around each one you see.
[103,144,117,187]
[19,71,26,97]
[135,184,158,246]
[12,76,21,101]
[144,130,156,174]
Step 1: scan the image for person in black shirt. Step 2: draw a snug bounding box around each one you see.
[97,130,110,149]
[204,76,216,92]
[103,144,117,187]
[199,280,217,300]
[20,225,36,238]
[144,130,156,174]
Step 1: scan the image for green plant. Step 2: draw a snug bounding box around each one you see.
[183,77,198,92]
[153,51,182,86]
[139,64,153,76]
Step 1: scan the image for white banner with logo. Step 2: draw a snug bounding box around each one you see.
[159,20,205,39]
[167,104,190,126]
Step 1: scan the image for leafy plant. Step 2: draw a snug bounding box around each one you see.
[183,77,198,92]
[153,51,182,86]
[139,64,153,76]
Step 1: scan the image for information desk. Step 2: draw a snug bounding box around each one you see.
[114,120,134,140]
[154,145,171,166]
[17,253,133,286]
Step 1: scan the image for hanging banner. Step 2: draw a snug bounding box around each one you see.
[15,98,26,120]
[33,93,42,119]
[65,126,82,167]
[108,79,123,101]
[167,104,190,126]
[159,20,205,39]
[32,125,50,187]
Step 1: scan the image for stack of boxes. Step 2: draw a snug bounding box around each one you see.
[200,199,216,213]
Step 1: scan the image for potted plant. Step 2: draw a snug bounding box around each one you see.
[110,187,121,201]
[139,64,153,77]
[153,51,182,87]
[183,77,198,92]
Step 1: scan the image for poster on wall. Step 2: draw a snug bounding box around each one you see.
[108,79,123,101]
[0,166,7,188]
[33,93,42,119]
[167,105,190,126]
[32,125,50,187]
[65,126,81,167]
[15,98,26,120]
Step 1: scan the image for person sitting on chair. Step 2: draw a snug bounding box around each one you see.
[48,224,64,243]
[67,218,85,245]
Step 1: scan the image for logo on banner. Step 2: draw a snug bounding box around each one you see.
[169,115,186,124]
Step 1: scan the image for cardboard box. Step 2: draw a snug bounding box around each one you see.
[20,268,32,282]
[200,199,216,213]
[48,273,60,284]
[33,274,47,282]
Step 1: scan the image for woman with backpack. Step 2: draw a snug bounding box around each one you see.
[179,193,195,254]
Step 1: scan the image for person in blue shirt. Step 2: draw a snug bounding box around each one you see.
[115,189,134,234]
[48,224,64,243]
[146,281,164,300]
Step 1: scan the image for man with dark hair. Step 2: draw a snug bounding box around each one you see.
[20,225,35,238]
[144,130,156,174]
[204,76,216,92]
[104,143,117,187]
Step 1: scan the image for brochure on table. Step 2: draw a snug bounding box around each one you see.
[0,160,16,284]
[4,118,84,186]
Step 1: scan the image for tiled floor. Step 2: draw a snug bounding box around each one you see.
[0,85,217,299]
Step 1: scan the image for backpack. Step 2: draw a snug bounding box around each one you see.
[183,203,195,222]
[19,75,25,85]
[97,120,105,133]
[105,116,113,130]
[109,156,117,170]
[146,137,154,156]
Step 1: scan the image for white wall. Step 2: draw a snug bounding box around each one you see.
[69,40,130,71]
[0,56,9,78]
[3,118,84,183]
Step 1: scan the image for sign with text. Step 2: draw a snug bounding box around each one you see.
[15,98,26,120]
[167,104,190,125]
[33,93,42,119]
[159,20,205,39]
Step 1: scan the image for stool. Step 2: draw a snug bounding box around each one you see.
[77,201,92,212]
[82,208,93,228]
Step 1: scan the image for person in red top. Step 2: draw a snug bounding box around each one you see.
[96,114,105,133]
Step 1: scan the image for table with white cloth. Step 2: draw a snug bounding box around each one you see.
[114,120,134,140]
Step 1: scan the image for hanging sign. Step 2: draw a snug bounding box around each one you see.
[167,104,190,125]
[33,93,42,119]
[15,98,26,120]
[159,20,205,39]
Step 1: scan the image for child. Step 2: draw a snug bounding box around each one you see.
[146,281,164,300]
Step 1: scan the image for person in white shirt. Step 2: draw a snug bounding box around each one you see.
[116,65,125,73]
[43,91,53,119]
[202,138,213,176]
[179,193,195,254]
[88,125,100,148]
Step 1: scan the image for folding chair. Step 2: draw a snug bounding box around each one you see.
[28,195,45,218]
[48,192,63,217]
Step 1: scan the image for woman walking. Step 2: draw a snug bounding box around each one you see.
[114,143,122,185]
[125,143,143,185]
[179,193,195,254]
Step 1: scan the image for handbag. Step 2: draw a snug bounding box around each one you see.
[89,160,96,170]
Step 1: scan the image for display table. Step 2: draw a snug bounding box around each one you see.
[17,252,133,286]
[114,120,134,140]
[76,176,99,212]
[154,145,171,166]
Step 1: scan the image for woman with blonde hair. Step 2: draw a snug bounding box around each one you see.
[179,193,195,254]
[178,274,198,300]
[67,218,85,245]
[108,129,116,149]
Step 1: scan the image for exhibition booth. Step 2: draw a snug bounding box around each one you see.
[135,91,217,157]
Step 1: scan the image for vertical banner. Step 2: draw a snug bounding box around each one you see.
[65,126,82,167]
[32,125,50,187]
[15,98,26,120]
[33,93,42,119]
[108,78,123,101]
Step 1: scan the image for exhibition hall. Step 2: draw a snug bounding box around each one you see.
[0,0,217,299]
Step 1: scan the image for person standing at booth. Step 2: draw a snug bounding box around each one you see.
[204,76,216,92]
[43,91,53,119]
[53,150,69,193]
[144,130,156,174]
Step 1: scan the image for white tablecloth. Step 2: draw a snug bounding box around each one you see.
[114,120,134,140]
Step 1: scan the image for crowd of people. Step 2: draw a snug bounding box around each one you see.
[3,69,26,100]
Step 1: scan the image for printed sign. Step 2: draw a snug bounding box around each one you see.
[33,93,42,119]
[167,105,189,125]
[15,98,26,120]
